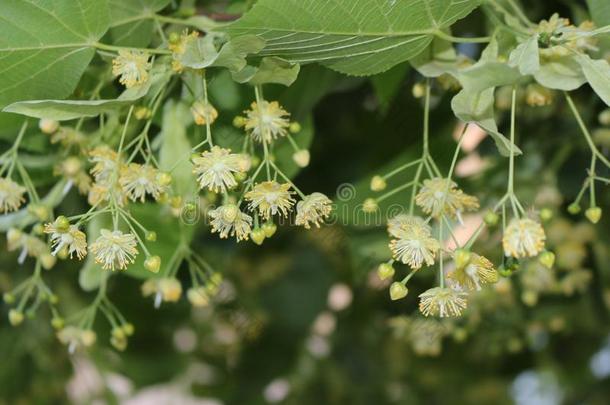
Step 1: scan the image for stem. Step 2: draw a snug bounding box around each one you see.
[508,87,517,194]
[565,92,610,168]
[94,42,171,55]
[433,30,491,43]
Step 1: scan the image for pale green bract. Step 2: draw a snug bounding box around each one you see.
[226,0,481,76]
[577,54,610,107]
[0,0,110,108]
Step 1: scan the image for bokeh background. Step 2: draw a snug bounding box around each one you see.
[2,0,610,404]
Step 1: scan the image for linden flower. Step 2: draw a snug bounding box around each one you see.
[418,287,468,318]
[0,177,26,213]
[112,50,151,88]
[389,220,440,270]
[89,146,119,183]
[295,193,333,229]
[51,127,86,148]
[192,146,243,193]
[448,253,498,291]
[209,204,253,241]
[243,100,291,143]
[191,100,219,126]
[387,214,426,238]
[415,177,479,219]
[119,163,166,202]
[88,182,128,207]
[54,157,91,194]
[90,229,138,271]
[44,223,87,260]
[503,218,546,258]
[245,181,295,219]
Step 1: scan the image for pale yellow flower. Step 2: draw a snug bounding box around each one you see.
[192,146,243,192]
[90,229,138,271]
[415,177,479,218]
[503,218,546,258]
[209,204,253,241]
[191,101,218,126]
[389,219,440,270]
[448,253,498,291]
[54,157,91,194]
[187,287,210,307]
[295,193,332,229]
[245,181,295,219]
[244,101,291,143]
[419,287,468,318]
[44,223,87,260]
[119,163,166,202]
[387,214,426,238]
[0,178,26,213]
[112,50,151,88]
[89,146,120,183]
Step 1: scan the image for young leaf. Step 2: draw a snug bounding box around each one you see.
[3,68,171,121]
[534,55,586,91]
[248,57,301,86]
[577,54,610,106]
[225,0,481,76]
[108,0,171,47]
[0,0,110,108]
[508,35,540,75]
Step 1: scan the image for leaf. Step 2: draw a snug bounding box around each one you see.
[410,37,458,78]
[108,0,170,47]
[3,66,171,120]
[0,0,110,108]
[534,55,586,91]
[577,54,610,106]
[587,0,610,26]
[508,35,540,75]
[159,100,195,197]
[225,0,481,76]
[248,57,301,86]
[451,39,521,156]
[180,34,266,72]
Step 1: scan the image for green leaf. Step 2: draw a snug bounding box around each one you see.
[410,37,458,78]
[0,0,110,108]
[451,39,521,156]
[534,55,586,91]
[508,35,540,75]
[180,34,266,72]
[159,100,195,197]
[587,0,610,26]
[3,67,171,120]
[248,57,301,86]
[226,0,481,76]
[108,0,170,47]
[577,54,610,106]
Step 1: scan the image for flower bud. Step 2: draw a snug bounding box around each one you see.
[539,208,553,222]
[598,109,610,126]
[191,100,218,126]
[156,172,172,187]
[146,231,157,242]
[525,84,553,107]
[41,253,57,270]
[110,335,127,351]
[3,293,15,304]
[363,198,378,213]
[292,150,310,168]
[54,216,71,233]
[262,222,277,238]
[51,317,64,330]
[39,118,59,134]
[111,326,126,340]
[585,207,602,224]
[233,116,246,128]
[538,251,555,269]
[81,330,97,347]
[237,154,252,172]
[9,310,24,326]
[484,211,499,226]
[251,228,265,245]
[370,175,386,192]
[389,282,408,301]
[377,263,395,280]
[123,323,135,336]
[187,287,209,307]
[454,249,471,269]
[134,106,152,120]
[412,83,425,99]
[28,204,50,221]
[567,203,581,215]
[289,122,301,134]
[144,255,161,273]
